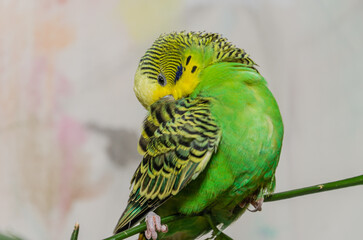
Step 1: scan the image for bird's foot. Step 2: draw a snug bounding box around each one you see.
[144,211,168,240]
[238,202,247,208]
[248,196,264,212]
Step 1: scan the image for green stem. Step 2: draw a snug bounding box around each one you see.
[264,174,363,202]
[103,215,184,240]
[70,223,79,240]
[205,214,220,235]
[98,174,362,240]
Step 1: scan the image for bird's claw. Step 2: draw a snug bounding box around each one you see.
[145,211,168,240]
[248,196,264,212]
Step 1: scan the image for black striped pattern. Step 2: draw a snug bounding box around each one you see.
[114,96,221,233]
[139,31,256,84]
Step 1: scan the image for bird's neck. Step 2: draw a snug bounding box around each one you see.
[191,62,265,99]
[175,45,258,101]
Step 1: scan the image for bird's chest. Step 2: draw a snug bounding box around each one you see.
[209,100,280,194]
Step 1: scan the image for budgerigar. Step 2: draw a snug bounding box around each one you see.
[114,32,283,240]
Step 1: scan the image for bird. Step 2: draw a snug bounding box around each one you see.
[113,31,284,240]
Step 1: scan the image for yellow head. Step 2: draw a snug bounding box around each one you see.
[134,32,255,108]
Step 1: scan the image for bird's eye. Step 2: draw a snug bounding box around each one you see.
[157,73,167,86]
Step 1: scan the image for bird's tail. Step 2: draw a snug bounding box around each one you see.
[113,202,150,234]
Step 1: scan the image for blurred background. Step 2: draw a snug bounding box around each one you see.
[1,0,362,239]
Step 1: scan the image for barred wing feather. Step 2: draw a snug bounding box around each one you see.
[114,97,221,233]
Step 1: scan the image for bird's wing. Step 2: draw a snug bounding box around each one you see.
[114,97,221,233]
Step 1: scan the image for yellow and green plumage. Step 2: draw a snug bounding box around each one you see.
[114,32,284,239]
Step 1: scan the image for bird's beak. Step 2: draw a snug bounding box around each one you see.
[161,95,175,101]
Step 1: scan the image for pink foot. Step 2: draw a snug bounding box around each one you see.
[145,212,168,240]
[248,196,264,212]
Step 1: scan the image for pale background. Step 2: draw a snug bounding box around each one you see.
[1,0,362,239]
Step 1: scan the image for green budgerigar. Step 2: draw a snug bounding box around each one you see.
[114,32,283,240]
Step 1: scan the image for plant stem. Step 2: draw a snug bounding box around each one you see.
[70,223,79,240]
[264,174,363,202]
[103,215,184,240]
[102,174,363,240]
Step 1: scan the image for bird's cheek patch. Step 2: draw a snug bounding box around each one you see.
[174,65,183,83]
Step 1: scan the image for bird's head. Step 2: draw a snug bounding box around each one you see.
[134,32,256,108]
